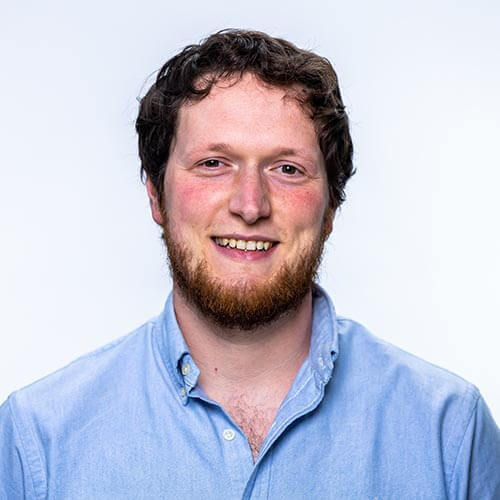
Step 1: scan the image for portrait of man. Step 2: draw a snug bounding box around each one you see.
[1,28,499,499]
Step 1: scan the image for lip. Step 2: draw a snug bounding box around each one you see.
[212,234,279,242]
[211,238,279,261]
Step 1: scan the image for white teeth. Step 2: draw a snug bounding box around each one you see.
[214,237,274,251]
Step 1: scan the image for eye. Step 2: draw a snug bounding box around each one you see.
[278,164,300,175]
[201,159,223,168]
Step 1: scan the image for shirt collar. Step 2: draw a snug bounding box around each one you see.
[156,284,339,392]
[156,293,193,393]
[309,283,339,383]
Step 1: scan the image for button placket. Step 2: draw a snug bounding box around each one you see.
[222,428,236,441]
[179,355,200,393]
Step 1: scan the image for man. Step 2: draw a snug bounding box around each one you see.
[1,29,499,499]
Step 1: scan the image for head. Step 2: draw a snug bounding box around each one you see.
[136,29,354,331]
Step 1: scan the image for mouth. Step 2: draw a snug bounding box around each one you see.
[211,237,278,252]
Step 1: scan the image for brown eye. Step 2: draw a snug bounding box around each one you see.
[280,164,299,175]
[202,159,222,168]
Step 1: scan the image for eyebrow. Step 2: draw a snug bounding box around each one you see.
[201,143,314,162]
[204,142,237,155]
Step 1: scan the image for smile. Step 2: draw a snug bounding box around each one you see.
[213,237,276,252]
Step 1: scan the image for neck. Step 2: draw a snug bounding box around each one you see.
[172,284,313,393]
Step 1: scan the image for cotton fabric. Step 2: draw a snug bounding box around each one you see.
[1,287,499,499]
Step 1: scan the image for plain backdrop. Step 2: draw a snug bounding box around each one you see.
[1,0,499,422]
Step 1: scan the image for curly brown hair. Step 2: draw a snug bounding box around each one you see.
[136,29,354,209]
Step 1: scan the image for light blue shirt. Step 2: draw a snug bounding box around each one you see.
[1,286,499,499]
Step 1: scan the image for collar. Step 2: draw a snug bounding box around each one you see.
[156,284,339,400]
[309,284,339,383]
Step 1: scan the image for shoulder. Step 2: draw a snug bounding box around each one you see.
[330,317,499,491]
[6,316,161,430]
[334,315,479,404]
[0,315,170,498]
[332,317,482,463]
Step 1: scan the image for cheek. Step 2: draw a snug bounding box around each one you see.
[278,187,328,229]
[166,178,226,231]
[291,189,319,209]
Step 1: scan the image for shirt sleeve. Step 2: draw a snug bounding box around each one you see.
[448,394,500,499]
[0,397,34,500]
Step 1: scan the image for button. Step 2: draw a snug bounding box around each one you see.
[222,428,236,441]
[180,387,186,397]
[181,363,190,376]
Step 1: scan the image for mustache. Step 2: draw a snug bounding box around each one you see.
[160,216,328,334]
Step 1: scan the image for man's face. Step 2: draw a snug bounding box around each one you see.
[147,73,333,330]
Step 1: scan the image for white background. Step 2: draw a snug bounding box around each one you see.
[1,1,499,421]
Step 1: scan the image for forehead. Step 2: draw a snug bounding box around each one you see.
[172,73,320,158]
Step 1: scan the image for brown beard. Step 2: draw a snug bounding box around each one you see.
[161,215,331,331]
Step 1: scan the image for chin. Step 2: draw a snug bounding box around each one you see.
[162,216,327,331]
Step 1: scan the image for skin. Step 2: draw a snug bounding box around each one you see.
[146,72,333,459]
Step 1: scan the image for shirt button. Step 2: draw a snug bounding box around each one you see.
[180,387,186,397]
[181,363,190,376]
[222,428,236,441]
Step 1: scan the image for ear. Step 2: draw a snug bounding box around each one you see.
[146,178,164,226]
[322,206,335,240]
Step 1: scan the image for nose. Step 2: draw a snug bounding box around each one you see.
[228,168,271,224]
